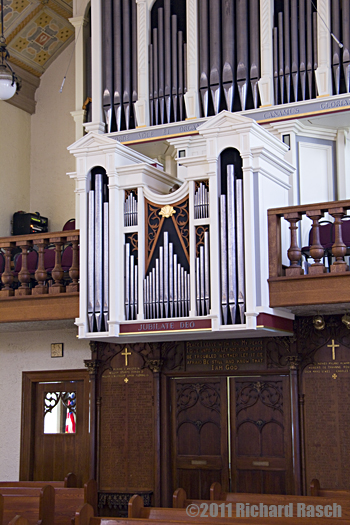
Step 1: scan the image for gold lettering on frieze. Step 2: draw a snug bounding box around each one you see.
[186,340,265,370]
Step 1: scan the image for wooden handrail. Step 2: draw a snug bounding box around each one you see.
[268,199,350,217]
[0,229,79,248]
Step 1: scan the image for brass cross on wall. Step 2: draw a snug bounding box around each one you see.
[121,347,132,366]
[327,340,339,361]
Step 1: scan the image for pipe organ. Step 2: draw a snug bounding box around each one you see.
[273,0,317,103]
[85,163,248,333]
[143,232,190,319]
[331,0,350,95]
[87,173,109,333]
[71,106,295,340]
[150,0,187,125]
[219,165,245,325]
[199,0,261,116]
[83,0,350,130]
[101,0,137,132]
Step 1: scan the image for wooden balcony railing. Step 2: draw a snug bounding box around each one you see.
[0,230,79,323]
[268,200,350,310]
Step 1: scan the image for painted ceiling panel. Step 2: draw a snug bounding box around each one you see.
[2,0,74,77]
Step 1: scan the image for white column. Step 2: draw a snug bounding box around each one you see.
[69,162,89,337]
[84,0,105,133]
[137,186,145,320]
[336,129,348,199]
[184,0,200,119]
[69,16,87,140]
[208,162,221,330]
[135,0,150,127]
[240,159,257,330]
[107,169,123,335]
[258,0,274,107]
[315,0,332,97]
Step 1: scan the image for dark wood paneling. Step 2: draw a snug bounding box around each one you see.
[231,376,293,494]
[171,378,229,500]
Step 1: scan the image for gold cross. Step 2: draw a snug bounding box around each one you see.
[327,339,339,361]
[121,347,132,366]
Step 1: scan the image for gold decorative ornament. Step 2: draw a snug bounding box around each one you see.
[159,205,176,218]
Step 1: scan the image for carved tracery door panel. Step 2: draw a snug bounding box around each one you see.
[230,376,293,494]
[171,375,293,498]
[171,378,229,499]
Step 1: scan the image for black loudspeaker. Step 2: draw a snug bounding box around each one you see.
[12,212,48,235]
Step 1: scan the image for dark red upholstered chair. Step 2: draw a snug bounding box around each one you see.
[61,245,73,272]
[62,219,76,231]
[342,216,350,255]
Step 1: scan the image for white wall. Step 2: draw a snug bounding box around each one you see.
[30,43,76,233]
[0,325,91,480]
[0,103,31,237]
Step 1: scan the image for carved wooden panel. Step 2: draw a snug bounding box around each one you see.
[171,378,229,499]
[231,376,293,494]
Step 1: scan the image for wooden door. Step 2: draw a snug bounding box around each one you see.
[20,371,90,486]
[230,376,293,494]
[171,378,229,499]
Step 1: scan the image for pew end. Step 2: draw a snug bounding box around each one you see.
[39,485,55,525]
[74,503,94,525]
[310,478,321,496]
[64,474,78,488]
[210,482,225,500]
[172,488,187,508]
[8,516,30,525]
[128,495,144,518]
[84,480,97,515]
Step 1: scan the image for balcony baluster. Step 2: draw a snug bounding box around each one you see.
[305,211,326,274]
[33,239,49,295]
[0,244,15,297]
[15,241,33,296]
[284,212,303,276]
[49,238,66,294]
[67,236,79,293]
[329,208,348,272]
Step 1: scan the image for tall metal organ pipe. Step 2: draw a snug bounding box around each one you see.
[100,0,137,132]
[219,165,245,325]
[87,174,109,332]
[150,1,187,125]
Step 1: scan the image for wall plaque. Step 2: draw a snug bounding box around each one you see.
[303,342,350,490]
[99,350,155,492]
[186,339,265,371]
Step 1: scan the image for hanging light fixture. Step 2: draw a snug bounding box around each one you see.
[0,0,20,100]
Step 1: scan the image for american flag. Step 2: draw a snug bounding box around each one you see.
[65,393,76,433]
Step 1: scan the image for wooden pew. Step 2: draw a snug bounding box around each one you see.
[133,493,350,523]
[0,485,55,525]
[0,473,77,489]
[74,501,350,525]
[311,479,350,498]
[54,480,98,525]
[0,479,96,525]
